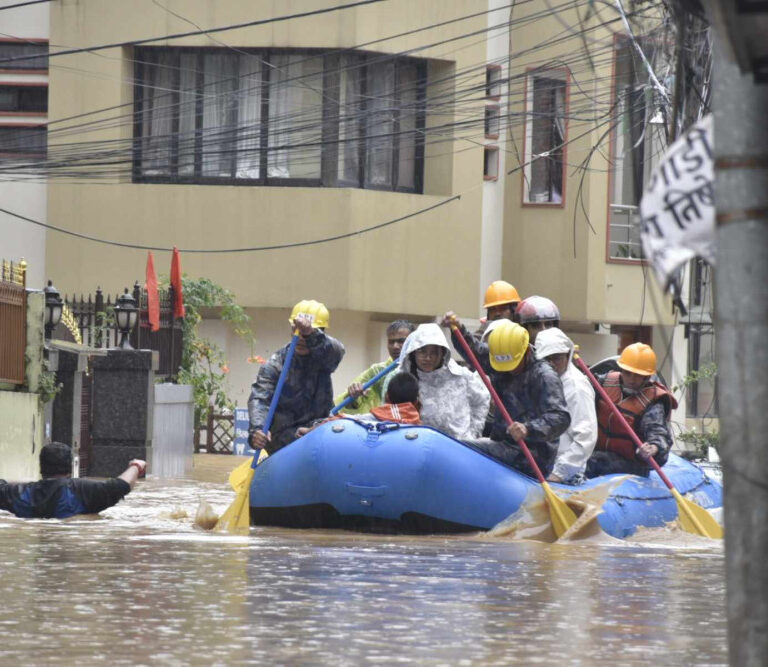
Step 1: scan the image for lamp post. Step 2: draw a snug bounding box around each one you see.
[44,280,63,340]
[114,288,138,349]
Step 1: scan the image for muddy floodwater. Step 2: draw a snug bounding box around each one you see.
[0,466,727,665]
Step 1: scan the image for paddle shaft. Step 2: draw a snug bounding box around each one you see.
[573,355,677,490]
[254,332,300,468]
[330,359,398,415]
[451,323,547,485]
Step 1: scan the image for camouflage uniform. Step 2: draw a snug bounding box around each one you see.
[248,330,344,454]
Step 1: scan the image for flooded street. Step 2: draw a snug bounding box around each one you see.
[0,469,727,665]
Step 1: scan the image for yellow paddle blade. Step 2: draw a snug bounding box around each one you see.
[229,459,252,491]
[229,450,269,490]
[671,487,723,538]
[542,481,578,538]
[214,468,255,534]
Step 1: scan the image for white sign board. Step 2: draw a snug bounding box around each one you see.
[640,115,715,290]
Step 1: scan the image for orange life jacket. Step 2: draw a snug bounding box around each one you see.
[595,372,677,461]
[332,402,422,426]
[369,402,421,425]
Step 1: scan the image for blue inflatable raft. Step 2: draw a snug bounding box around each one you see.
[249,419,723,538]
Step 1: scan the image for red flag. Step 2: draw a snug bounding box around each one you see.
[145,251,160,332]
[170,246,186,319]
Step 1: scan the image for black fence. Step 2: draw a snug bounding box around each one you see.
[54,281,184,381]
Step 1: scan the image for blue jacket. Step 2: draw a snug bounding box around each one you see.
[248,330,345,452]
[0,477,131,519]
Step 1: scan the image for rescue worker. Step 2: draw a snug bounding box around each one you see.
[334,319,416,414]
[469,320,570,478]
[0,442,145,519]
[585,342,677,478]
[392,323,489,440]
[515,295,561,343]
[483,280,521,323]
[534,328,597,484]
[248,300,345,454]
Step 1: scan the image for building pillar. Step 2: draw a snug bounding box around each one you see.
[711,25,768,667]
[90,349,155,477]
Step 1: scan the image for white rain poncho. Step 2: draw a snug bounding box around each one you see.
[392,323,489,440]
[534,328,597,482]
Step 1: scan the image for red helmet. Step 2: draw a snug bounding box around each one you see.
[515,296,560,325]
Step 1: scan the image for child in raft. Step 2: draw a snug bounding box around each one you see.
[389,323,490,440]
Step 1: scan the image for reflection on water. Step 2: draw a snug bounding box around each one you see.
[0,477,726,665]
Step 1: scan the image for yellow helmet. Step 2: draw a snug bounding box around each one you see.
[483,280,521,309]
[488,321,529,371]
[617,342,656,376]
[289,300,330,329]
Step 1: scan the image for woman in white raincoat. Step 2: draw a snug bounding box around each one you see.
[390,323,490,440]
[534,327,597,484]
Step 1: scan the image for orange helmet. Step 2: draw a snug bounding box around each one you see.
[617,342,656,376]
[483,280,521,309]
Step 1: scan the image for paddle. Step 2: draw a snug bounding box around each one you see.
[449,320,578,538]
[229,358,400,491]
[330,359,399,415]
[573,354,723,539]
[214,331,301,533]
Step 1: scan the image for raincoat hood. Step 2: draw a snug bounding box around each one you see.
[534,327,574,364]
[397,323,452,370]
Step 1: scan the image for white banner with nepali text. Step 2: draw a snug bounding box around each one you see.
[640,114,715,292]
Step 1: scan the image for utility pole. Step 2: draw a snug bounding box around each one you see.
[709,3,768,665]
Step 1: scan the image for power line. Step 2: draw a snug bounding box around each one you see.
[0,193,461,252]
[0,0,388,65]
[0,0,51,10]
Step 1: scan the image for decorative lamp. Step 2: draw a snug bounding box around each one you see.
[114,288,138,349]
[43,280,63,340]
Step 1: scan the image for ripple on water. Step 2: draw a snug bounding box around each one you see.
[0,477,727,665]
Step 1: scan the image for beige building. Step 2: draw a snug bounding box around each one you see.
[0,0,49,289]
[44,0,689,425]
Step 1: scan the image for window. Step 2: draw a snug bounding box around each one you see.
[483,145,499,181]
[0,126,46,157]
[608,38,665,260]
[523,72,567,204]
[0,85,47,113]
[133,48,426,192]
[485,64,501,99]
[0,41,48,70]
[485,105,500,139]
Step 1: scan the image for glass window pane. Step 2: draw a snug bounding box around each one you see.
[236,55,262,179]
[365,61,395,188]
[0,42,48,70]
[268,53,323,179]
[0,126,46,157]
[397,63,419,190]
[178,53,198,177]
[202,53,238,178]
[528,76,565,203]
[338,55,363,184]
[139,51,176,176]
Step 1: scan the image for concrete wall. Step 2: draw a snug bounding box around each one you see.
[46,0,490,318]
[501,0,675,328]
[0,391,43,481]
